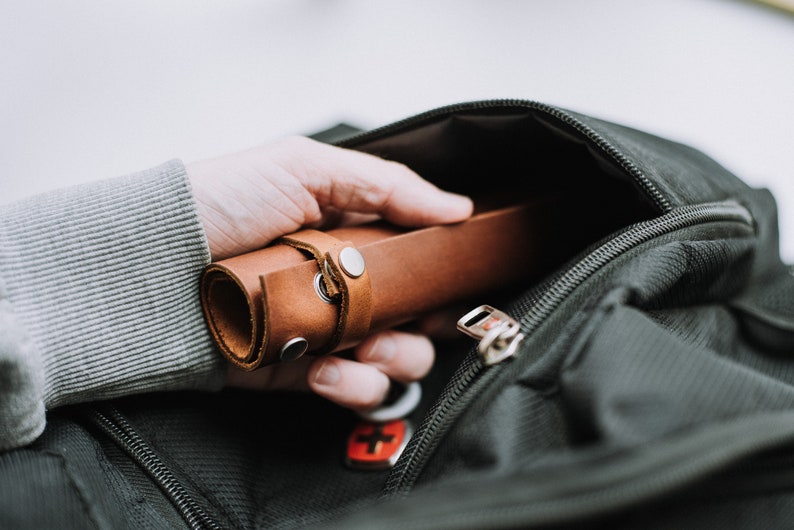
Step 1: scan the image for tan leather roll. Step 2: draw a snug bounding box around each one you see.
[200,197,559,370]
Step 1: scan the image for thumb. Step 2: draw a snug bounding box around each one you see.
[279,136,474,227]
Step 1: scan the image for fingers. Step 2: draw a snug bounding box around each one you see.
[273,136,474,228]
[354,331,434,382]
[307,357,391,411]
[225,329,435,413]
[188,136,473,259]
[308,330,434,411]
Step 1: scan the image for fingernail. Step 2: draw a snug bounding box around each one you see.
[313,360,340,387]
[366,335,396,364]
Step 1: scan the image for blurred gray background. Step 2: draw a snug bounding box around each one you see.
[2,0,793,259]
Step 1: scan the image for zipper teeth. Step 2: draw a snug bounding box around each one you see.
[518,201,752,331]
[337,99,673,213]
[381,353,481,497]
[89,405,221,530]
[383,201,755,497]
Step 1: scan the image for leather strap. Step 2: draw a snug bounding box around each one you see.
[277,230,373,355]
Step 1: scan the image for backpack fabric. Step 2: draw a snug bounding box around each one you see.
[3,100,794,529]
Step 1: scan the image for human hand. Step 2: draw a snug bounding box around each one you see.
[187,136,473,412]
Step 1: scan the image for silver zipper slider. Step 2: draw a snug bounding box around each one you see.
[457,304,525,365]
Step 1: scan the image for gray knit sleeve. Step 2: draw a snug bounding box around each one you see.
[0,160,226,450]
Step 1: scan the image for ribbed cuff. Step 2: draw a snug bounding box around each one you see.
[0,279,46,450]
[0,160,225,416]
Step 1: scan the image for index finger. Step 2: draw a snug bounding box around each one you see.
[281,136,474,227]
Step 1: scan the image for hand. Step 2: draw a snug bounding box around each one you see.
[187,136,473,412]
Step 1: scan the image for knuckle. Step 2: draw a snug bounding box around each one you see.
[278,135,316,151]
[384,159,414,177]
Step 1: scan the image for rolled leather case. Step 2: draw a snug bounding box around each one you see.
[200,197,560,370]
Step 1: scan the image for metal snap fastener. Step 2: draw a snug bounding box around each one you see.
[279,337,308,361]
[313,271,334,304]
[338,247,366,278]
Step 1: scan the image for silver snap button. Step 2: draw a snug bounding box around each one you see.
[338,247,366,278]
[279,337,308,361]
[313,271,334,304]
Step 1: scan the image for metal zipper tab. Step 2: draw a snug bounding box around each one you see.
[457,304,525,365]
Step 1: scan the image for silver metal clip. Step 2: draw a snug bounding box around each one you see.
[457,304,525,365]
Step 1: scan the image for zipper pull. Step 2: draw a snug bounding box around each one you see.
[457,304,525,365]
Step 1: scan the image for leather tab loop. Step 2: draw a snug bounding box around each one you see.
[277,230,344,299]
[325,242,373,353]
[277,229,373,355]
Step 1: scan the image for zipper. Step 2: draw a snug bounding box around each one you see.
[382,200,755,497]
[456,305,526,366]
[86,404,221,530]
[336,99,673,214]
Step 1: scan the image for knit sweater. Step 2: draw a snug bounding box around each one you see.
[0,160,226,450]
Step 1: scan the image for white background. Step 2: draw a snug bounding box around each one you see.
[2,0,793,260]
